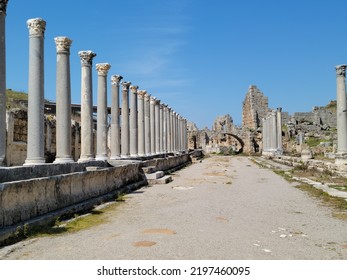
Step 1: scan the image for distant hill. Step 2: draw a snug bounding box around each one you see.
[6,89,28,109]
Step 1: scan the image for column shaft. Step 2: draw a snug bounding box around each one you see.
[0,1,7,166]
[155,99,160,154]
[144,94,151,156]
[54,37,73,163]
[150,97,156,154]
[121,81,131,157]
[78,50,96,162]
[25,18,46,165]
[137,90,146,157]
[276,107,283,154]
[96,63,111,160]
[110,75,122,159]
[336,65,347,155]
[129,85,138,157]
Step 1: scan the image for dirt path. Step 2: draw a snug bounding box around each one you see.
[1,156,347,259]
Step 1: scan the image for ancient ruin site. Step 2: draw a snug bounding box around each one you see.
[0,0,347,262]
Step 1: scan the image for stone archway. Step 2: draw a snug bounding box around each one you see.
[223,133,244,154]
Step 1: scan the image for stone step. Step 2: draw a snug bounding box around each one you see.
[145,171,164,180]
[147,175,172,185]
[142,166,156,174]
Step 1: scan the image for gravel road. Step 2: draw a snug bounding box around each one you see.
[1,156,347,260]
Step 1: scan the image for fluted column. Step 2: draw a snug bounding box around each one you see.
[336,65,347,156]
[78,50,96,162]
[110,75,122,159]
[144,93,151,156]
[137,90,146,157]
[154,99,160,154]
[150,96,156,154]
[121,81,131,158]
[53,36,74,163]
[24,18,46,165]
[169,109,174,153]
[0,0,8,166]
[129,85,138,157]
[95,63,111,161]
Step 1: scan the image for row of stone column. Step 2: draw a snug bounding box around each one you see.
[2,15,188,165]
[262,108,283,156]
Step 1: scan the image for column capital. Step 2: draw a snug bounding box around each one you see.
[111,75,123,85]
[144,93,151,102]
[27,18,46,37]
[78,50,96,66]
[336,65,347,77]
[155,99,161,105]
[96,63,111,76]
[130,85,139,93]
[138,90,147,98]
[54,37,72,54]
[121,81,131,91]
[150,96,157,104]
[0,0,9,14]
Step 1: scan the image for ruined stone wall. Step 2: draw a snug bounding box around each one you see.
[5,109,84,166]
[242,85,268,130]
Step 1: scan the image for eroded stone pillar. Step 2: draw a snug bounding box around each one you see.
[129,85,138,157]
[0,0,8,166]
[137,90,146,157]
[167,107,172,153]
[95,63,111,161]
[121,81,131,158]
[336,65,347,157]
[144,93,151,156]
[150,96,156,154]
[110,75,122,159]
[53,36,74,163]
[78,50,96,162]
[25,18,46,165]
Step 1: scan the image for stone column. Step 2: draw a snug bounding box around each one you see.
[154,99,160,154]
[159,104,164,154]
[262,118,267,153]
[95,63,111,161]
[170,109,174,153]
[137,90,146,157]
[162,104,168,154]
[78,50,97,162]
[336,65,347,157]
[172,112,177,153]
[110,75,122,159]
[129,85,138,157]
[150,96,156,154]
[144,93,151,156]
[167,107,172,153]
[276,107,283,154]
[121,81,131,158]
[0,0,8,166]
[24,18,46,165]
[53,36,74,163]
[271,110,277,152]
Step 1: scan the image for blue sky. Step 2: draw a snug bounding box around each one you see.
[4,0,347,128]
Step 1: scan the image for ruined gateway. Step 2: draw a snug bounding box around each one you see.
[187,85,337,157]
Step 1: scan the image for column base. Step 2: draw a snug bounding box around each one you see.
[109,155,121,160]
[95,155,108,161]
[335,153,347,171]
[0,157,5,167]
[130,153,139,158]
[121,154,130,159]
[78,156,95,163]
[24,158,46,166]
[53,157,75,164]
